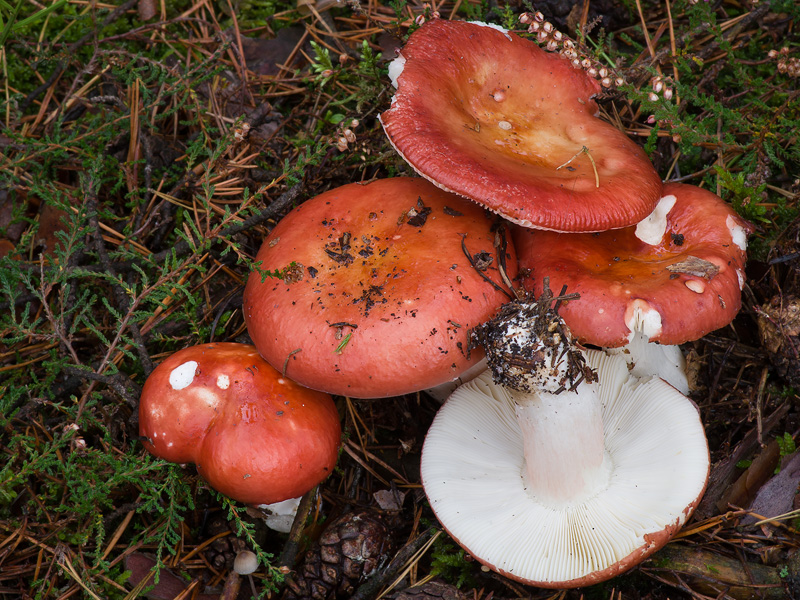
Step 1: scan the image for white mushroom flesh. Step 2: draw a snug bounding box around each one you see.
[169,361,198,390]
[634,194,677,245]
[387,54,406,89]
[624,299,663,341]
[726,214,748,251]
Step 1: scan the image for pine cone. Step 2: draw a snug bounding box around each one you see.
[284,510,392,600]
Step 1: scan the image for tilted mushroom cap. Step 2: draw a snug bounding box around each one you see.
[243,177,516,398]
[514,183,754,346]
[421,349,709,588]
[380,19,663,233]
[139,343,341,505]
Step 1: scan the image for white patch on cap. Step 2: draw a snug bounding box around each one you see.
[635,195,677,246]
[625,299,663,341]
[685,280,705,294]
[469,20,512,40]
[498,120,512,130]
[737,268,745,290]
[217,374,230,389]
[726,215,748,251]
[169,361,198,390]
[387,54,406,89]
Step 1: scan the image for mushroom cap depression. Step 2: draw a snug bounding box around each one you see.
[380,19,663,233]
[139,343,341,505]
[421,349,709,588]
[514,183,753,346]
[243,177,516,398]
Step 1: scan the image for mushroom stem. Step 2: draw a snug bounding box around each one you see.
[513,381,610,507]
[471,286,608,507]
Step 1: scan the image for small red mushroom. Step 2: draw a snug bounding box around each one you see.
[139,343,341,505]
[514,182,754,346]
[380,19,663,233]
[243,177,517,398]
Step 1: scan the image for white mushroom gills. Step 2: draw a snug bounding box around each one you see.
[634,194,677,245]
[421,349,709,585]
[608,331,689,395]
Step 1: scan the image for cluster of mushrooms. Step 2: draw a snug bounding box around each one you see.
[138,17,754,590]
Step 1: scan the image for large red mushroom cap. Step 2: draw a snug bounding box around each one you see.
[514,182,754,346]
[139,343,341,505]
[380,19,663,233]
[243,177,516,398]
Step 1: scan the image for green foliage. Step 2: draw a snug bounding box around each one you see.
[716,169,769,224]
[309,38,386,114]
[458,0,489,22]
[0,0,69,49]
[429,533,479,589]
[777,432,796,461]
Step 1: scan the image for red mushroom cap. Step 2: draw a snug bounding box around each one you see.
[139,343,341,505]
[514,183,754,346]
[380,19,663,233]
[243,177,516,398]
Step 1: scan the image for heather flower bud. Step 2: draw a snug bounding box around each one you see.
[547,40,558,52]
[663,87,673,100]
[519,12,532,24]
[415,14,425,25]
[598,68,608,78]
[343,129,356,143]
[587,67,598,77]
[543,21,553,33]
[601,77,612,87]
[336,137,348,152]
[534,11,544,22]
[648,92,659,102]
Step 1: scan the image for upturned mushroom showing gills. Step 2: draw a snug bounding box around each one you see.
[380,19,663,233]
[243,177,516,399]
[421,292,709,587]
[139,343,341,505]
[514,183,754,347]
